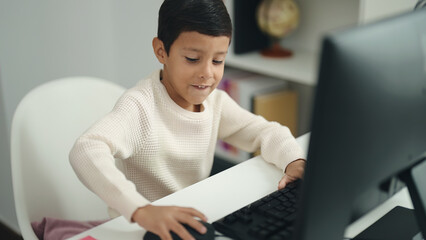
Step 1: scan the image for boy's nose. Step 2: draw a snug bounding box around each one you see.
[199,63,213,80]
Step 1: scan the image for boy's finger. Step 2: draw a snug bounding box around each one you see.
[278,174,299,189]
[157,226,173,240]
[177,215,207,235]
[181,207,208,222]
[170,222,195,240]
[278,176,288,189]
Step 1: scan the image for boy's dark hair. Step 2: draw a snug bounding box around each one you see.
[158,0,232,54]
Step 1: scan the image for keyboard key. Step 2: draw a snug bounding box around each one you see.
[284,212,298,223]
[224,214,237,224]
[278,196,289,202]
[250,200,264,209]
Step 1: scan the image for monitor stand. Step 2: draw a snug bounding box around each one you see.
[403,157,426,239]
[353,206,421,240]
[354,157,426,240]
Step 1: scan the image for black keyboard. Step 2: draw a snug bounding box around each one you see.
[213,180,301,240]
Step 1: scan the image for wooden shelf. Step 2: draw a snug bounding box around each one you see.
[225,48,319,86]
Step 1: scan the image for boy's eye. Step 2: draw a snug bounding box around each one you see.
[213,60,224,65]
[185,57,199,62]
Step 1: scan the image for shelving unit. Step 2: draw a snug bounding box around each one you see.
[225,47,318,86]
[224,0,416,87]
[214,0,417,166]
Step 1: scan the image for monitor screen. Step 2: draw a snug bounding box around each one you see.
[294,8,426,240]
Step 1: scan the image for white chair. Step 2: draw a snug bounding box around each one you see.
[11,77,126,239]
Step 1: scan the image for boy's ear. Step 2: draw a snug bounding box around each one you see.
[152,37,167,64]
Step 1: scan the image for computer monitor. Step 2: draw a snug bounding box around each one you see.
[294,8,426,240]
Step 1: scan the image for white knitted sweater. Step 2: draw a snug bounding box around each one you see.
[69,70,305,221]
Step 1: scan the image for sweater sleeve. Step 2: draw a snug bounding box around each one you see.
[217,91,305,171]
[69,92,151,221]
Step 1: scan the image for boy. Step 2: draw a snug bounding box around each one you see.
[69,0,306,239]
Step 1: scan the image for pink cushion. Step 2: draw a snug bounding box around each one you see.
[31,217,108,240]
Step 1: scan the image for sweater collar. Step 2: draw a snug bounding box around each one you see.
[151,70,210,120]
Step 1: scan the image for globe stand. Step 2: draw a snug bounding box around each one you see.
[260,42,293,58]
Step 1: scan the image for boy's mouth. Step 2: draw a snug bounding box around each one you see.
[191,84,210,89]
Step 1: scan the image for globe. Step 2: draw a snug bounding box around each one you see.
[256,0,300,57]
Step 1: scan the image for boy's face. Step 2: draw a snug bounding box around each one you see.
[153,31,230,112]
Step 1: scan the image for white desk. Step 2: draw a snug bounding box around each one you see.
[68,133,413,240]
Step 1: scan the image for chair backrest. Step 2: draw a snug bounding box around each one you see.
[11,77,126,239]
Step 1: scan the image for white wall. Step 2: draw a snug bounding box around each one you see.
[0,0,161,232]
[0,73,15,230]
[111,1,162,86]
[360,0,418,23]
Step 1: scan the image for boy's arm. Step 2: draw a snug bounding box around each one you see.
[69,94,151,221]
[218,91,306,173]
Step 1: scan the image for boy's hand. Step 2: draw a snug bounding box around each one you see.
[132,205,208,240]
[278,159,306,190]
